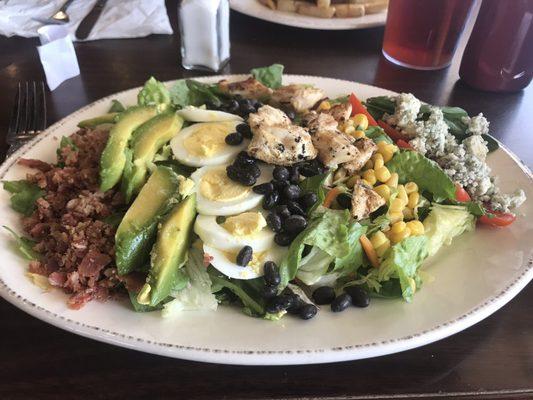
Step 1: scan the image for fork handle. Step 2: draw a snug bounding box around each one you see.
[57,0,75,13]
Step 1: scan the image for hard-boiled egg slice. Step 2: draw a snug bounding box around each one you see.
[195,213,274,252]
[177,106,243,122]
[170,121,247,167]
[191,164,272,216]
[204,243,287,280]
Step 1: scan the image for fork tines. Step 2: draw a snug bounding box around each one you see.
[7,81,47,146]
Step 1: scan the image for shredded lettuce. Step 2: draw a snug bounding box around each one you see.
[296,247,335,285]
[423,204,475,257]
[3,180,44,216]
[162,247,218,316]
[3,226,40,260]
[387,150,456,202]
[138,77,171,107]
[279,209,366,289]
[251,64,284,89]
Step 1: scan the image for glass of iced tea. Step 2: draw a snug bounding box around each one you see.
[382,0,475,70]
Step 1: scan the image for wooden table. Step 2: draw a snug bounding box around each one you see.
[0,3,532,399]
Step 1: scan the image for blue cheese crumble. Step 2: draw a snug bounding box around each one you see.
[384,93,526,212]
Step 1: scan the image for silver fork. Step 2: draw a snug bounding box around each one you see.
[33,0,76,25]
[6,82,47,157]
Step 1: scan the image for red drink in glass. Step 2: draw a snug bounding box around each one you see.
[382,0,475,70]
[459,0,533,92]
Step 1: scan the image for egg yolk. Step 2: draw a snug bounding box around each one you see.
[200,166,251,201]
[222,212,267,237]
[183,122,235,157]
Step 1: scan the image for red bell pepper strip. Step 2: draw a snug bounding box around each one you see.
[396,139,412,149]
[377,120,406,142]
[349,93,378,126]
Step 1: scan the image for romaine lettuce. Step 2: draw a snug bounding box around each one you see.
[387,150,456,202]
[423,204,475,257]
[279,209,366,288]
[251,64,284,89]
[3,180,44,216]
[162,247,218,316]
[138,77,171,107]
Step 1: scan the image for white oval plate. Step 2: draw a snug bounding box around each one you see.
[0,75,532,365]
[230,0,387,30]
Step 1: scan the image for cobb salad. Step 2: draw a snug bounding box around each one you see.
[3,64,526,321]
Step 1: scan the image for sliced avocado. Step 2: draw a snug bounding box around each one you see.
[99,106,158,192]
[140,194,197,307]
[115,166,181,275]
[121,112,183,202]
[78,113,119,128]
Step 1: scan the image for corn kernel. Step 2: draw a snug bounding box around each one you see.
[405,182,418,194]
[372,153,384,170]
[370,231,389,249]
[374,184,391,201]
[375,242,391,257]
[318,100,331,111]
[346,175,360,188]
[391,221,407,234]
[344,125,356,135]
[353,129,366,139]
[361,179,372,187]
[375,166,391,183]
[345,118,355,127]
[403,207,414,220]
[362,169,377,186]
[397,185,408,205]
[352,113,369,131]
[390,198,405,213]
[377,141,388,151]
[386,173,399,188]
[406,220,425,236]
[407,192,420,209]
[390,227,411,244]
[364,159,373,170]
[389,211,404,224]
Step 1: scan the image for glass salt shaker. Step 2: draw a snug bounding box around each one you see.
[179,0,230,72]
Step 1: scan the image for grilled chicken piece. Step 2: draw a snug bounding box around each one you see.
[351,183,385,221]
[271,84,326,113]
[312,129,361,168]
[218,77,273,100]
[342,138,378,174]
[326,102,352,123]
[247,106,317,166]
[303,111,338,135]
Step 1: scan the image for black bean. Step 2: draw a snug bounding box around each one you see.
[205,100,217,110]
[275,205,291,220]
[287,296,304,314]
[235,150,255,165]
[274,232,294,247]
[312,286,336,305]
[262,284,278,299]
[283,184,301,201]
[285,110,296,121]
[262,191,279,210]
[243,163,261,179]
[331,293,352,312]
[227,100,240,113]
[289,166,300,184]
[287,201,306,216]
[236,246,253,267]
[299,192,318,209]
[239,103,256,116]
[299,164,319,177]
[266,212,282,233]
[215,216,226,224]
[253,182,274,195]
[225,132,243,146]
[299,304,318,320]
[263,261,281,287]
[252,100,263,110]
[236,123,253,139]
[344,286,370,308]
[283,215,307,234]
[226,165,256,186]
[337,193,352,209]
[273,166,290,181]
[265,295,293,314]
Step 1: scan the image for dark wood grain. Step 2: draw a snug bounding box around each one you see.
[0,2,532,399]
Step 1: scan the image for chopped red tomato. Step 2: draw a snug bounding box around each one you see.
[479,211,516,227]
[377,120,406,142]
[396,139,412,149]
[349,93,378,126]
[455,184,471,202]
